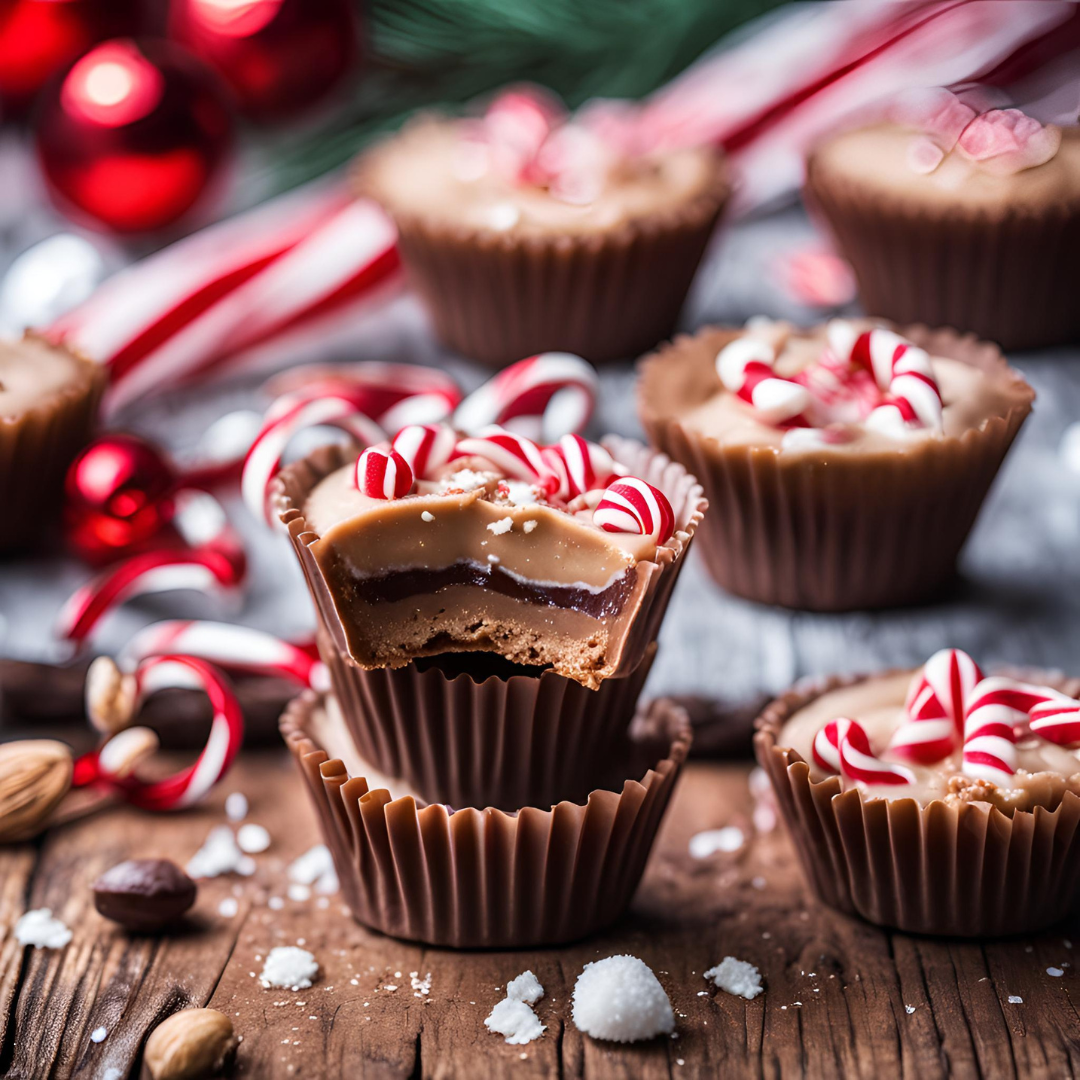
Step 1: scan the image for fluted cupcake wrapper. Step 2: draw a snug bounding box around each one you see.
[805,163,1080,351]
[754,670,1080,937]
[319,631,657,812]
[639,326,1032,611]
[282,690,691,948]
[0,334,104,555]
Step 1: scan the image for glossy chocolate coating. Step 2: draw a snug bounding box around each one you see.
[93,858,197,931]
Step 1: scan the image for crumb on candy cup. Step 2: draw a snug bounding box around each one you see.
[754,669,1080,937]
[281,690,691,948]
[637,324,1033,611]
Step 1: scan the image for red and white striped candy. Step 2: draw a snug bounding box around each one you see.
[483,87,564,183]
[827,322,943,434]
[813,718,915,787]
[453,353,597,443]
[355,447,414,500]
[593,477,675,545]
[391,423,458,481]
[890,648,983,763]
[75,654,243,811]
[1029,695,1080,748]
[715,336,813,424]
[454,427,555,489]
[541,434,620,501]
[961,678,1027,788]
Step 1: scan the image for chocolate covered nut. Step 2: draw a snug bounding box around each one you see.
[92,858,196,931]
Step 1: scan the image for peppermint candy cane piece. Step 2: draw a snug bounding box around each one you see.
[541,434,620,501]
[814,718,915,787]
[962,681,1023,788]
[391,423,458,480]
[76,655,243,811]
[593,477,675,545]
[454,426,555,488]
[355,447,414,500]
[890,648,984,762]
[453,353,598,442]
[1029,696,1080,748]
[715,337,813,424]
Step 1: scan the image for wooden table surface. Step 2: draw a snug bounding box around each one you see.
[3,747,1080,1080]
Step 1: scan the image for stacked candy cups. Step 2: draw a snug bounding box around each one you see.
[274,435,706,948]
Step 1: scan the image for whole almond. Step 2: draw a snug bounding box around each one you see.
[144,1008,235,1080]
[0,741,73,843]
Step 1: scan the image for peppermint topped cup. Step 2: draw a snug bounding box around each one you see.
[354,88,729,366]
[638,318,1033,610]
[755,650,1080,936]
[806,89,1080,350]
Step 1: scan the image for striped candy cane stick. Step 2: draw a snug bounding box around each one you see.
[1029,695,1080,748]
[715,336,813,425]
[541,434,620,502]
[391,423,458,480]
[959,676,1048,787]
[455,427,556,489]
[813,718,915,787]
[889,648,984,763]
[593,477,675,545]
[78,654,243,811]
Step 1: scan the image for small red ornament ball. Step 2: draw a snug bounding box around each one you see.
[168,0,359,121]
[65,433,178,560]
[35,38,234,233]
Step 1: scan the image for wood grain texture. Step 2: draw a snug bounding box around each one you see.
[2,753,1080,1079]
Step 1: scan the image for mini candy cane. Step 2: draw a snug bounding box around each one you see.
[483,87,564,183]
[961,677,1030,787]
[813,718,915,787]
[56,492,246,646]
[826,322,943,434]
[715,337,813,424]
[120,620,329,692]
[78,654,243,811]
[890,648,983,764]
[355,447,414,500]
[593,477,675,545]
[1029,696,1080,748]
[453,353,597,443]
[541,434,620,501]
[454,427,555,489]
[391,423,458,481]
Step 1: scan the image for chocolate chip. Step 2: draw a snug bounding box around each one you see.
[93,859,197,931]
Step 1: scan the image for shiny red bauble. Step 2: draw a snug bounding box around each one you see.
[168,0,359,121]
[35,38,234,233]
[65,433,179,561]
[0,0,143,115]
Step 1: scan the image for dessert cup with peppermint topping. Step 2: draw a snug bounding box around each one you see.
[638,318,1033,611]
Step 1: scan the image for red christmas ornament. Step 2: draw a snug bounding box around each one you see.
[168,0,359,121]
[35,38,234,233]
[0,0,143,115]
[65,433,179,561]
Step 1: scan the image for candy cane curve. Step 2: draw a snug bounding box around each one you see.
[391,423,458,481]
[355,447,414,500]
[715,336,813,424]
[813,717,915,787]
[593,477,675,545]
[1029,696,1080,748]
[454,427,557,490]
[541,434,620,501]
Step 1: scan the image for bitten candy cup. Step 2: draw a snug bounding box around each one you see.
[281,691,691,948]
[754,669,1080,937]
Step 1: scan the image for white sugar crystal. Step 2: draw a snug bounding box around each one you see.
[187,825,245,878]
[218,898,240,918]
[1008,995,1023,1004]
[15,909,72,949]
[421,511,435,523]
[572,955,674,1042]
[268,897,285,911]
[90,1027,107,1043]
[688,826,745,858]
[503,481,538,506]
[704,957,764,1000]
[506,970,544,1005]
[1048,967,1065,977]
[487,517,513,535]
[237,823,271,853]
[485,998,545,1045]
[439,469,491,493]
[288,884,311,903]
[225,792,248,822]
[523,520,538,534]
[289,845,339,894]
[904,1005,915,1015]
[261,947,319,990]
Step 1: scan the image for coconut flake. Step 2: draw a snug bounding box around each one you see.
[571,955,674,1042]
[487,517,513,535]
[704,957,764,1000]
[15,909,72,949]
[261,947,319,990]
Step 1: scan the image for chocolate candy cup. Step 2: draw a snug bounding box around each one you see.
[754,669,1080,937]
[638,325,1033,611]
[282,691,690,948]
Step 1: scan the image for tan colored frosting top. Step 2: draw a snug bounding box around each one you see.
[359,117,722,237]
[661,321,1032,455]
[779,671,1080,808]
[0,335,92,422]
[303,461,654,588]
[812,123,1080,209]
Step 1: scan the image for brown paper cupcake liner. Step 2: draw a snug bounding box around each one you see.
[281,690,691,947]
[273,435,705,683]
[0,333,104,555]
[804,162,1080,351]
[354,152,730,367]
[320,631,657,812]
[638,325,1033,611]
[754,669,1080,937]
